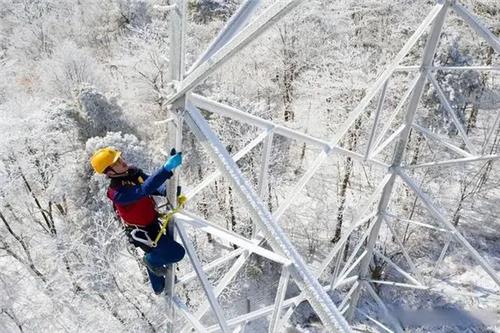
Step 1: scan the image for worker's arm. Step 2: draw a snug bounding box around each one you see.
[109,167,173,205]
[109,152,182,205]
[138,169,167,196]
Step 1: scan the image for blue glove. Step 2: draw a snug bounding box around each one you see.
[163,152,182,171]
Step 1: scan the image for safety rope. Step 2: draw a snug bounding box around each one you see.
[152,194,187,247]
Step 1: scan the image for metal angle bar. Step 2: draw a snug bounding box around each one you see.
[318,173,393,276]
[173,296,207,333]
[318,210,378,276]
[178,248,245,285]
[187,0,261,74]
[332,218,379,287]
[183,101,352,332]
[382,216,423,282]
[367,280,428,290]
[356,308,395,333]
[191,94,388,169]
[432,66,500,71]
[280,275,359,328]
[428,73,477,154]
[333,251,368,290]
[384,212,449,233]
[369,124,406,159]
[166,0,302,104]
[258,132,274,199]
[273,149,330,221]
[365,80,390,160]
[482,110,500,154]
[338,281,360,314]
[269,266,291,333]
[451,1,500,54]
[165,3,186,330]
[373,249,422,286]
[187,253,252,332]
[396,168,500,287]
[186,129,270,200]
[398,66,500,71]
[432,237,452,278]
[363,281,404,333]
[405,154,500,169]
[394,65,420,71]
[169,0,186,81]
[190,94,329,148]
[177,212,291,265]
[206,294,301,332]
[327,2,445,145]
[371,76,421,152]
[176,222,231,333]
[411,123,473,157]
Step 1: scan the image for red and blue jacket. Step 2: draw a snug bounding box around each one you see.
[107,166,173,227]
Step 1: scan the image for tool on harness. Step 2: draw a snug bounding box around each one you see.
[130,194,187,248]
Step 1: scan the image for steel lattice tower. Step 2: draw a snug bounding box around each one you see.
[160,1,500,332]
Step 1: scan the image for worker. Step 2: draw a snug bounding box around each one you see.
[90,147,185,294]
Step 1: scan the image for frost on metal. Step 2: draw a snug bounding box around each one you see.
[162,0,500,332]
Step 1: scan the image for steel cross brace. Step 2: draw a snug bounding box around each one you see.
[183,99,352,332]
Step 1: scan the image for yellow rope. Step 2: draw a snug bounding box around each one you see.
[152,194,187,247]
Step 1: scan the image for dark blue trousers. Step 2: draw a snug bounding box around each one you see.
[127,221,185,294]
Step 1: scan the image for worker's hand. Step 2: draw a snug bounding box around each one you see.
[163,152,182,171]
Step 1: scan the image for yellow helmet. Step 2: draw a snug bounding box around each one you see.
[90,147,122,174]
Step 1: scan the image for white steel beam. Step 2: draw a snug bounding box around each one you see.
[165,2,186,330]
[338,281,360,314]
[405,154,500,169]
[258,132,274,199]
[384,212,449,233]
[178,248,245,285]
[482,110,500,154]
[412,124,473,157]
[186,129,270,200]
[273,149,330,221]
[365,80,389,160]
[177,212,291,265]
[382,215,423,282]
[397,168,500,287]
[367,280,428,290]
[187,0,261,74]
[427,73,477,154]
[370,76,420,158]
[411,123,473,157]
[347,2,450,320]
[185,253,252,333]
[333,251,367,289]
[451,1,500,54]
[269,266,290,333]
[369,124,406,159]
[183,101,352,332]
[432,237,452,278]
[397,65,500,71]
[363,281,404,333]
[432,66,500,71]
[176,222,231,333]
[167,0,302,104]
[373,249,422,286]
[331,218,379,288]
[190,94,389,169]
[173,296,207,332]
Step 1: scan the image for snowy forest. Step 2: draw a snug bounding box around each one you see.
[0,0,499,332]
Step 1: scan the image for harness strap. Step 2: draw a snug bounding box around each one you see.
[151,194,187,247]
